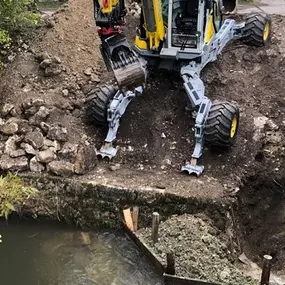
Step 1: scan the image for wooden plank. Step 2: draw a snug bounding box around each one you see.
[132,206,139,232]
[123,208,134,231]
[122,221,165,275]
[164,274,221,285]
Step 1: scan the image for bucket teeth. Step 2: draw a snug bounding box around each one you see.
[181,161,204,176]
[95,144,118,159]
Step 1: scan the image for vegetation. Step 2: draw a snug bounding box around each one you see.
[0,0,41,66]
[0,172,39,219]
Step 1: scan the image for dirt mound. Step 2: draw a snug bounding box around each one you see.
[137,213,257,285]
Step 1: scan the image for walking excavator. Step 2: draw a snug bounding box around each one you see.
[86,0,272,176]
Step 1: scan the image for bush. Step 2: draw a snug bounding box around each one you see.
[0,0,41,35]
[0,0,41,66]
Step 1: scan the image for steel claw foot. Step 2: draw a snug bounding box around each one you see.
[95,143,118,159]
[181,158,204,176]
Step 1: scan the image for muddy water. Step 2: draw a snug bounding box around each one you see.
[0,219,162,285]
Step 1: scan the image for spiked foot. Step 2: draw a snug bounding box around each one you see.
[181,158,204,176]
[96,142,118,159]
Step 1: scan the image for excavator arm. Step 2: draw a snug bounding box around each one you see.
[93,0,166,88]
[93,0,147,89]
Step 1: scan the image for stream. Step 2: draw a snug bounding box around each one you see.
[0,219,163,285]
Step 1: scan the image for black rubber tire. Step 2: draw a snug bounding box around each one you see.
[85,84,118,126]
[242,13,272,47]
[204,102,239,148]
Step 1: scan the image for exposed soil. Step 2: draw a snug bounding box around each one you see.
[1,0,285,195]
[1,0,285,283]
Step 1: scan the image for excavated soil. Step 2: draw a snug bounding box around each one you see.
[1,0,285,195]
[137,213,258,285]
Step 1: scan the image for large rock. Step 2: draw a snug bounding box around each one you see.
[58,142,78,161]
[36,149,56,163]
[10,149,26,158]
[1,103,14,117]
[29,157,45,172]
[45,65,62,77]
[47,125,68,142]
[47,160,74,177]
[39,58,53,69]
[4,135,22,156]
[20,143,36,155]
[6,117,33,134]
[43,139,60,152]
[74,144,97,174]
[24,131,44,149]
[0,122,18,135]
[29,106,50,125]
[0,154,28,171]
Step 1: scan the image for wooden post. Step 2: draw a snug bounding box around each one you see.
[166,252,175,275]
[123,208,134,231]
[132,206,139,232]
[152,212,160,245]
[260,255,272,285]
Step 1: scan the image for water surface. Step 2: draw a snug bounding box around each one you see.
[0,219,163,285]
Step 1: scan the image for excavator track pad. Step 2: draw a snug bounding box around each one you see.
[100,33,147,89]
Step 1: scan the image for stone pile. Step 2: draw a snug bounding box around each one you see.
[0,100,97,177]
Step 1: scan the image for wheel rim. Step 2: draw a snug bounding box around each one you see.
[263,22,270,41]
[230,115,237,138]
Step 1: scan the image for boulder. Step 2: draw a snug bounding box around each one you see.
[1,103,14,117]
[47,160,74,177]
[0,154,28,171]
[10,149,26,158]
[44,65,62,77]
[43,139,60,152]
[20,143,36,155]
[4,135,22,156]
[24,131,44,149]
[30,157,45,172]
[39,58,53,69]
[29,106,50,125]
[58,142,78,161]
[74,144,97,174]
[0,122,18,135]
[47,125,68,142]
[7,118,33,134]
[36,149,56,164]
